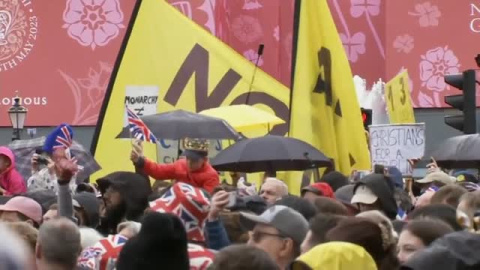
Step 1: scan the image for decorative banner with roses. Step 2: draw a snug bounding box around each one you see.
[1,0,480,127]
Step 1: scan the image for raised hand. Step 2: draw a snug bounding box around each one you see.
[130,139,144,163]
[52,148,78,185]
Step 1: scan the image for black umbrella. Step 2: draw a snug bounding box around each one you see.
[431,134,480,168]
[210,135,332,172]
[117,109,240,140]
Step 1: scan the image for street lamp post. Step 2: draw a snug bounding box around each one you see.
[8,94,28,141]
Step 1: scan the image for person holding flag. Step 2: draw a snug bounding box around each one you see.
[28,123,77,193]
[130,137,219,194]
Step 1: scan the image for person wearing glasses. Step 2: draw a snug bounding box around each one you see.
[240,205,308,270]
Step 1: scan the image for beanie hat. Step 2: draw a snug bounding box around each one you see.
[302,182,335,198]
[149,183,210,242]
[43,124,73,154]
[116,212,189,270]
[387,166,404,188]
[321,171,349,191]
[74,192,100,228]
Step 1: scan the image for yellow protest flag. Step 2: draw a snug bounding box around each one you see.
[385,70,416,124]
[288,0,371,191]
[90,0,290,179]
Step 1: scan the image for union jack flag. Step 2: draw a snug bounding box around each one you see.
[126,106,157,143]
[427,185,439,193]
[53,125,73,149]
[77,234,128,270]
[149,182,210,242]
[188,243,215,270]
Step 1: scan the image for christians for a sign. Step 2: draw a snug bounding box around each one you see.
[369,124,425,175]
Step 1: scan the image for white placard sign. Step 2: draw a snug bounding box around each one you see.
[125,85,159,117]
[369,123,425,175]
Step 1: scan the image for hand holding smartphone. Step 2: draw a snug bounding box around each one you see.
[226,192,237,208]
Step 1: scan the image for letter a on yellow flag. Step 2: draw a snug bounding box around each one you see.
[289,0,371,179]
[91,0,290,178]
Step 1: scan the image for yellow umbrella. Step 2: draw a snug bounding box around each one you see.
[200,105,285,133]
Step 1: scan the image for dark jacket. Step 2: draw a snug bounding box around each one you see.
[117,212,189,270]
[355,174,397,220]
[205,219,231,250]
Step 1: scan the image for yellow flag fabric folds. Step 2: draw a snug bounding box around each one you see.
[91,0,290,179]
[289,0,371,185]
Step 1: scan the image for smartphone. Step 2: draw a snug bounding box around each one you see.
[226,192,237,208]
[35,149,49,165]
[350,170,370,182]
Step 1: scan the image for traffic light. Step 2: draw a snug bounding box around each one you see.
[444,69,477,134]
[361,108,372,130]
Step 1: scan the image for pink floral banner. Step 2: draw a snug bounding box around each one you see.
[1,0,478,127]
[0,0,136,126]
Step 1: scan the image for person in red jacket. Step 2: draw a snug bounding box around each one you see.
[130,138,220,194]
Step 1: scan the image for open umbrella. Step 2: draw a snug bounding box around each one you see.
[200,105,285,133]
[8,137,101,183]
[210,135,332,172]
[431,134,480,168]
[117,109,240,140]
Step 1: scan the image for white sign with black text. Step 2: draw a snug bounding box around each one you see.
[369,123,425,175]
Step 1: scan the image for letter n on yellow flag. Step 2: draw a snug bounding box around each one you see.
[90,0,290,179]
[289,0,371,180]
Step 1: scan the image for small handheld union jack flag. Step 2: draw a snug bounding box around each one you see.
[126,106,157,143]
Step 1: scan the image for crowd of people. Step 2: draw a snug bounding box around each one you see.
[0,124,480,270]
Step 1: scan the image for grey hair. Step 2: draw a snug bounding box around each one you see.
[117,221,142,236]
[38,217,81,268]
[79,227,103,249]
[0,223,30,270]
[264,177,289,196]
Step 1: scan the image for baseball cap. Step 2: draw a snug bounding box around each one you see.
[351,185,378,205]
[240,205,308,244]
[416,171,456,185]
[0,196,42,224]
[301,183,334,198]
[455,171,478,183]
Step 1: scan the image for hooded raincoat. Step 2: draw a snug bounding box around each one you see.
[290,242,377,270]
[0,147,26,196]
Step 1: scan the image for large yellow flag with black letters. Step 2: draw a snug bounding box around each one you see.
[91,0,290,179]
[289,0,371,181]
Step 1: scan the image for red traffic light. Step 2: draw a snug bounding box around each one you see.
[360,108,372,130]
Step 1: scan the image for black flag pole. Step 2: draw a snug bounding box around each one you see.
[245,44,265,105]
